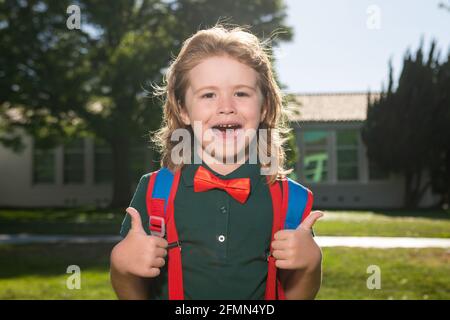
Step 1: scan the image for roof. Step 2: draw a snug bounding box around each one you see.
[288,92,380,122]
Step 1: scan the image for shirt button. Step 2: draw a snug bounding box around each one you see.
[220,206,227,214]
[217,235,226,242]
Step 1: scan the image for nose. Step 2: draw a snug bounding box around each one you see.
[217,94,236,115]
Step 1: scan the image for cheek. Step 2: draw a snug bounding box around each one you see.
[187,101,212,122]
[185,101,215,138]
[240,100,264,127]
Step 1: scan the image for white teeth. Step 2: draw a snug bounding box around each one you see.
[214,124,240,129]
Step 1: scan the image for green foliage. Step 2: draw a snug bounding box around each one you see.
[430,56,450,205]
[0,0,293,206]
[362,41,450,208]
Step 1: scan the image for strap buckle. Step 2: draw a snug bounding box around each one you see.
[149,215,165,238]
[167,240,182,251]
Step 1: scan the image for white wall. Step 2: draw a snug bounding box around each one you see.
[0,129,150,208]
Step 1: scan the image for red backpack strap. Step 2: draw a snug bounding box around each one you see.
[145,168,184,300]
[146,171,165,237]
[165,170,183,300]
[265,178,289,300]
[267,178,315,300]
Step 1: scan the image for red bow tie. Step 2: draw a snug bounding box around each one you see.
[193,166,251,204]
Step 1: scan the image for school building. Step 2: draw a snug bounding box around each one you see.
[0,92,439,209]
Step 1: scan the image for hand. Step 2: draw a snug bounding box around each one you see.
[271,211,324,271]
[110,207,168,278]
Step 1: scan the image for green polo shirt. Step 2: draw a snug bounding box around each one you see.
[119,160,273,300]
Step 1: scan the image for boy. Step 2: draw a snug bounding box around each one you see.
[110,25,323,300]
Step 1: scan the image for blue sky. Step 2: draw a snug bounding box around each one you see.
[274,0,450,94]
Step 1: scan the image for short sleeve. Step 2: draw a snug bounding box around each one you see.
[119,174,151,238]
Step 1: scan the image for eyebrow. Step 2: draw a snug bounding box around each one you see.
[194,84,257,95]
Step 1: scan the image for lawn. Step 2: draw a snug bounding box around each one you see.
[0,208,123,235]
[0,243,448,300]
[317,247,450,300]
[0,208,448,300]
[314,210,450,238]
[0,208,449,238]
[0,243,116,299]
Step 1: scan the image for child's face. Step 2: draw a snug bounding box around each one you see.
[181,55,266,162]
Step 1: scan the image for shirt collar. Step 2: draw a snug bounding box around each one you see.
[181,158,264,190]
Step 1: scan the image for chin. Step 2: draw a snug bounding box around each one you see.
[205,144,251,165]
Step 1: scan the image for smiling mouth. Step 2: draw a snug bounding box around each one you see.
[211,123,243,140]
[211,123,243,131]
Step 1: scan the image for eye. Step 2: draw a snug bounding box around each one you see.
[235,91,250,97]
[201,92,215,99]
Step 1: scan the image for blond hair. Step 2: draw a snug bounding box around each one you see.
[152,25,293,184]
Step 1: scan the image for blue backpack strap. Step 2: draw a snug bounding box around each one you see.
[147,167,175,237]
[284,178,314,229]
[151,167,175,211]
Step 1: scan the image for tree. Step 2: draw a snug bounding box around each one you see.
[0,1,92,150]
[430,54,450,208]
[0,0,293,207]
[362,41,448,208]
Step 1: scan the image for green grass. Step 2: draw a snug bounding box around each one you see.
[0,244,448,300]
[1,209,447,299]
[1,208,449,238]
[0,243,116,299]
[0,208,124,235]
[317,247,450,300]
[314,210,450,238]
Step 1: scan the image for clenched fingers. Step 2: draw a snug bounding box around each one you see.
[152,257,166,268]
[272,249,290,260]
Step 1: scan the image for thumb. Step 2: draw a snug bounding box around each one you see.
[126,207,146,234]
[298,210,324,231]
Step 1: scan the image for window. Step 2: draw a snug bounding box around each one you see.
[33,147,56,184]
[303,131,328,183]
[94,139,113,184]
[336,130,359,181]
[63,138,85,184]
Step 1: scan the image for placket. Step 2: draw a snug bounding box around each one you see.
[215,191,230,260]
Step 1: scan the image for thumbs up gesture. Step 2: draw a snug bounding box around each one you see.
[271,211,324,271]
[110,207,168,278]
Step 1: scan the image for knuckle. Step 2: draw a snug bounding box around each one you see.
[150,268,161,277]
[275,260,283,268]
[152,257,164,268]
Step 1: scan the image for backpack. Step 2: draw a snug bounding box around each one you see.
[145,167,313,300]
